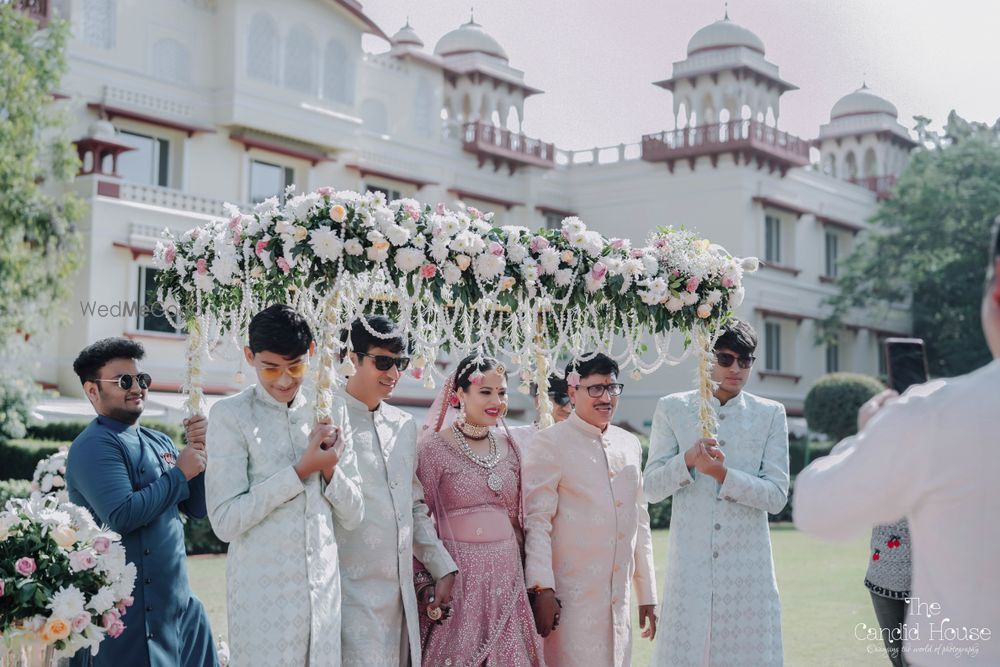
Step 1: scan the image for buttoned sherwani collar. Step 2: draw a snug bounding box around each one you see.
[340,388,381,417]
[710,390,747,412]
[252,383,307,413]
[567,411,607,437]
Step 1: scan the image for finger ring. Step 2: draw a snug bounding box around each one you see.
[427,607,442,621]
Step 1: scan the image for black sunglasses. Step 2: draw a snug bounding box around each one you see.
[715,352,756,369]
[356,352,411,372]
[94,373,152,390]
[576,383,625,398]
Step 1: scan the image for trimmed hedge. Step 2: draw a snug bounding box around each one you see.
[0,478,31,506]
[0,439,63,480]
[27,420,185,445]
[804,373,886,442]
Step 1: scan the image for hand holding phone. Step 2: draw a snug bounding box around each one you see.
[885,338,929,394]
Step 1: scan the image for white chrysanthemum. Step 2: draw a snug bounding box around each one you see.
[429,238,450,263]
[730,285,746,308]
[210,252,238,286]
[344,239,364,256]
[570,230,604,257]
[442,262,462,285]
[386,225,411,247]
[87,587,116,615]
[507,243,529,264]
[49,585,87,620]
[538,248,560,274]
[111,562,137,600]
[374,207,395,229]
[641,254,659,276]
[554,268,573,287]
[561,217,586,236]
[309,228,344,262]
[474,253,506,281]
[394,248,425,274]
[665,296,684,312]
[706,289,723,305]
[680,290,699,306]
[449,231,484,255]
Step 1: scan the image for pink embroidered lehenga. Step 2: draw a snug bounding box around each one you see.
[414,377,544,667]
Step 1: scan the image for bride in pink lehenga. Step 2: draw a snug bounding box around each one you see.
[414,354,545,667]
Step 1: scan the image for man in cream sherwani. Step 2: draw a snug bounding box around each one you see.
[644,318,788,667]
[794,222,1000,666]
[522,352,658,667]
[206,305,364,667]
[335,316,457,666]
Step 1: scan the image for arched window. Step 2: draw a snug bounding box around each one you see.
[413,77,434,138]
[505,107,519,132]
[151,38,191,83]
[845,151,859,180]
[863,147,878,178]
[284,25,318,95]
[361,99,389,135]
[83,0,116,48]
[247,13,279,83]
[322,39,354,105]
[824,152,837,177]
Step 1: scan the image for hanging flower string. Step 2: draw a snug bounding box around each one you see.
[153,189,758,432]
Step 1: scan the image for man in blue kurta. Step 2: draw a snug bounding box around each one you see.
[65,337,217,666]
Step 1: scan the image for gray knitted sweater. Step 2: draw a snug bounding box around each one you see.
[865,518,911,599]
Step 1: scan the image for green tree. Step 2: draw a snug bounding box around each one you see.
[804,373,885,442]
[0,5,82,349]
[822,112,1000,377]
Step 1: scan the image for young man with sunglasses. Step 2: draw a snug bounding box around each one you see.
[334,316,457,666]
[65,338,217,666]
[205,304,363,666]
[522,353,658,667]
[644,318,789,666]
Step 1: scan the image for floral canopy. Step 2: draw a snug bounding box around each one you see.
[153,187,758,433]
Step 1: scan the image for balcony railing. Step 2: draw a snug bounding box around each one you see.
[849,175,897,200]
[462,121,555,172]
[641,120,810,173]
[7,0,48,22]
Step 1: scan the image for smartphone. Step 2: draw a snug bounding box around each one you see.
[884,338,929,394]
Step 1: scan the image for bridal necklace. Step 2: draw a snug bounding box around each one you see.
[451,424,504,492]
[454,417,490,440]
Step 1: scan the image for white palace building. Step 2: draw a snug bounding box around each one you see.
[26,0,913,431]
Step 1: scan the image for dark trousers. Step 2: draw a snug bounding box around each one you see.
[870,591,908,667]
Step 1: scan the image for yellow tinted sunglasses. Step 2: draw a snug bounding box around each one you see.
[258,362,309,381]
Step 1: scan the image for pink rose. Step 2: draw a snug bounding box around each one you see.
[631,249,645,258]
[653,238,668,249]
[419,264,438,279]
[69,550,97,572]
[722,274,736,288]
[276,257,291,275]
[406,205,420,221]
[686,277,700,293]
[195,258,207,275]
[14,557,36,577]
[189,228,201,239]
[530,236,550,253]
[590,261,609,281]
[435,202,446,215]
[93,536,111,555]
[488,242,505,257]
[610,238,625,250]
[317,186,334,196]
[255,240,268,257]
[411,367,424,380]
[467,206,481,218]
[116,596,133,612]
[566,371,581,386]
[105,615,125,639]
[163,243,176,265]
[72,612,90,633]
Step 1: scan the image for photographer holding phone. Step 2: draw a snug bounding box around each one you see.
[794,220,1000,666]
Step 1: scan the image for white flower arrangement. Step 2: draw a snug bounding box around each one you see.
[0,496,136,659]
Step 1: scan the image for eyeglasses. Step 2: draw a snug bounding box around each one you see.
[258,362,309,382]
[576,383,625,398]
[548,393,571,408]
[93,373,152,391]
[356,352,411,372]
[715,352,756,369]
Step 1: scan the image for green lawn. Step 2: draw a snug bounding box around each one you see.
[188,525,887,666]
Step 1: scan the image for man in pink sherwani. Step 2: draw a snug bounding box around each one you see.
[522,352,658,667]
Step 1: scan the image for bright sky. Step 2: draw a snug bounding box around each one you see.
[361,0,1000,150]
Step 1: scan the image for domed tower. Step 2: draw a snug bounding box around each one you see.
[433,14,541,132]
[817,85,916,199]
[434,14,552,173]
[643,12,808,174]
[388,19,424,55]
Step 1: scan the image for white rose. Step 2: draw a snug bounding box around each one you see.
[344,239,364,256]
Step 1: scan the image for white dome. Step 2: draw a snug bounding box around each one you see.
[434,18,508,61]
[88,119,117,139]
[391,21,423,48]
[687,17,765,56]
[830,85,898,120]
